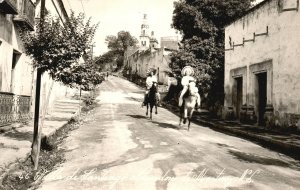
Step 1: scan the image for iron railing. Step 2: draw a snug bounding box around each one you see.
[0,92,31,126]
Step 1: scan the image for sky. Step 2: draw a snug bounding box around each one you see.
[64,0,179,56]
[63,0,264,57]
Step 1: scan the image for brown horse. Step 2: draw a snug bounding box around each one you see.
[179,84,200,131]
[146,82,159,120]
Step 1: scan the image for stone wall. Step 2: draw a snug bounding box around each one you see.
[124,48,171,85]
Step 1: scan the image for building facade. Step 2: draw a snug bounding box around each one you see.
[0,0,36,126]
[0,0,74,127]
[224,0,300,129]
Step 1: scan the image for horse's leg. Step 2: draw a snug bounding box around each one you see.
[188,108,194,131]
[179,104,183,128]
[155,105,158,114]
[146,104,149,116]
[179,113,182,128]
[150,105,153,120]
[183,108,188,124]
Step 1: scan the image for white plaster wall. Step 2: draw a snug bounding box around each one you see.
[126,48,171,85]
[225,0,300,115]
[0,39,13,92]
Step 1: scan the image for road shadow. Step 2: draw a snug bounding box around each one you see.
[228,149,300,169]
[3,129,33,142]
[151,121,179,130]
[126,114,148,120]
[126,97,143,102]
[131,90,144,94]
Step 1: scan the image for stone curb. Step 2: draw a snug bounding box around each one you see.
[40,101,81,146]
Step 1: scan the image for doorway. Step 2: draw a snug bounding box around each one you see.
[235,77,243,119]
[256,72,267,126]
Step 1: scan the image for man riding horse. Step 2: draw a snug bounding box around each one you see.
[142,68,161,107]
[178,66,201,109]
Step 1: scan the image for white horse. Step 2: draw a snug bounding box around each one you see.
[179,82,200,131]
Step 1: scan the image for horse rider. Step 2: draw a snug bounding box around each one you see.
[178,66,201,109]
[142,68,161,106]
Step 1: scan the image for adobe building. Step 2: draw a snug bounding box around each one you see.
[224,0,300,129]
[160,36,179,51]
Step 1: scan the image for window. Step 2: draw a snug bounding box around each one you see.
[11,50,21,92]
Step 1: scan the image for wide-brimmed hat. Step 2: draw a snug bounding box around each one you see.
[181,66,194,76]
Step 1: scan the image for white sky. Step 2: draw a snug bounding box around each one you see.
[64,0,179,56]
[63,0,264,57]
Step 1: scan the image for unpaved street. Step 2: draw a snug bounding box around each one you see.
[37,76,300,190]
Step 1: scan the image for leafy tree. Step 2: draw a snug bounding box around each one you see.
[104,31,138,70]
[94,51,116,72]
[55,59,104,91]
[20,11,101,169]
[20,12,101,90]
[171,0,253,113]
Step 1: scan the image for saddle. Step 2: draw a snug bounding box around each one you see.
[182,86,197,99]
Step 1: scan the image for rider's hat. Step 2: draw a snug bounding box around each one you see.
[181,66,194,76]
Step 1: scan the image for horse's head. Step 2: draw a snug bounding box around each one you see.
[150,82,158,93]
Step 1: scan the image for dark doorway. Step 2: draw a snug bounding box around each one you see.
[235,77,243,119]
[256,72,267,126]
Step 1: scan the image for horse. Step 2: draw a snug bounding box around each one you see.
[146,82,159,120]
[179,84,200,131]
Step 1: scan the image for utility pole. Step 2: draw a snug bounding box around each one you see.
[31,0,46,170]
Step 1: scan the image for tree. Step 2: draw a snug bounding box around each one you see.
[104,31,138,70]
[21,12,100,88]
[171,0,253,113]
[20,11,100,168]
[56,61,104,91]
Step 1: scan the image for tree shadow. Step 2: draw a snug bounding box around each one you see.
[3,130,33,142]
[228,149,300,169]
[151,121,179,130]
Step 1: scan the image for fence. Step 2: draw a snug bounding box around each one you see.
[0,92,31,126]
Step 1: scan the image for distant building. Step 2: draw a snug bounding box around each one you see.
[224,0,300,129]
[161,36,179,51]
[124,14,178,85]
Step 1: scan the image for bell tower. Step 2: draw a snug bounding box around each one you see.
[140,14,150,50]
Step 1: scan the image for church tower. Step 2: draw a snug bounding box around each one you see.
[140,14,150,50]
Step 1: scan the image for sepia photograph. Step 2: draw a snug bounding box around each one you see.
[0,0,300,189]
